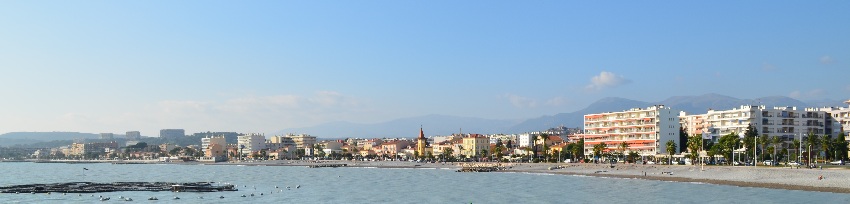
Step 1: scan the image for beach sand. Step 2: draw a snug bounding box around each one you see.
[211,160,850,194]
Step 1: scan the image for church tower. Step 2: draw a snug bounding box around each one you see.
[416,126,428,158]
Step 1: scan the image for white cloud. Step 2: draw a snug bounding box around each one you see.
[503,94,538,108]
[584,71,631,91]
[820,56,833,64]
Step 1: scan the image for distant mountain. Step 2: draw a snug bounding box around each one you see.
[0,132,100,147]
[276,114,521,138]
[804,98,848,108]
[506,97,650,133]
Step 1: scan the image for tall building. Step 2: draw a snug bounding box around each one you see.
[100,133,114,140]
[160,129,185,140]
[575,105,681,157]
[818,99,850,136]
[286,133,317,149]
[416,127,428,157]
[237,133,266,155]
[125,131,141,141]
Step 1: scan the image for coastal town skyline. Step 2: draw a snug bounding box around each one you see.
[2,2,849,136]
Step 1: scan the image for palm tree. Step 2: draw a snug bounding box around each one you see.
[592,143,605,162]
[666,140,677,165]
[804,132,819,165]
[770,136,781,162]
[618,141,629,163]
[821,134,833,162]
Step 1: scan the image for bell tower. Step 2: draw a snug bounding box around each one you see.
[417,126,428,158]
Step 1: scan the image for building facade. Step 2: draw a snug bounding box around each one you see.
[681,105,828,143]
[100,133,114,140]
[237,133,266,155]
[160,129,185,140]
[125,131,141,140]
[462,134,489,157]
[575,105,681,157]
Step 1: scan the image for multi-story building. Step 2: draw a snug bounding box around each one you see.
[575,105,681,157]
[160,129,185,140]
[237,133,266,155]
[488,134,516,145]
[69,142,119,156]
[202,136,227,152]
[125,131,141,140]
[285,133,317,149]
[681,105,827,143]
[517,133,537,148]
[462,134,489,157]
[819,100,850,136]
[100,133,114,140]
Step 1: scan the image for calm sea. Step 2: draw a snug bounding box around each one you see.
[1,162,849,203]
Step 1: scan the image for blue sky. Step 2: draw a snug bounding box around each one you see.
[1,1,848,136]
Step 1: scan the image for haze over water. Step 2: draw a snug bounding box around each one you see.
[1,162,848,203]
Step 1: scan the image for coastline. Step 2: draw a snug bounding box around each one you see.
[21,159,850,194]
[211,160,850,194]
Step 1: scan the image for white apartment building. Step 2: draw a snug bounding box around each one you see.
[577,105,681,156]
[817,100,850,136]
[488,134,516,145]
[237,133,266,155]
[285,133,317,149]
[682,105,827,143]
[201,136,227,151]
[517,133,537,148]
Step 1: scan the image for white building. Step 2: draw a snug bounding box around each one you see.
[575,105,681,156]
[517,133,537,148]
[202,136,227,151]
[284,133,317,149]
[682,105,827,143]
[237,133,266,155]
[818,100,850,136]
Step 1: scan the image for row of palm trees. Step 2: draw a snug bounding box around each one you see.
[672,129,849,166]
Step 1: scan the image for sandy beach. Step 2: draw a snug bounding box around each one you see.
[210,160,850,194]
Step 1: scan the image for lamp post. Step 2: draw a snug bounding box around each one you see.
[754,135,758,167]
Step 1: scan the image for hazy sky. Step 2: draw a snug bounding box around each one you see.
[1,1,848,136]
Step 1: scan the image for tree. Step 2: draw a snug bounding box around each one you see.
[743,124,758,162]
[821,134,833,162]
[665,140,676,165]
[169,147,182,156]
[804,132,819,165]
[791,139,801,162]
[480,149,488,162]
[771,136,781,162]
[758,134,769,161]
[717,133,740,165]
[618,141,629,163]
[679,127,689,152]
[573,138,585,161]
[592,143,606,162]
[835,132,849,162]
[687,135,701,165]
[442,147,454,162]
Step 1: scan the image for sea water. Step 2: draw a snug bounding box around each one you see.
[1,162,849,203]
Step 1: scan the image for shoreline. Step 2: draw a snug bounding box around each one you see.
[16,159,850,194]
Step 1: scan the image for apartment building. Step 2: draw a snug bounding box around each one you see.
[237,133,266,155]
[462,134,489,157]
[682,105,827,143]
[575,105,681,156]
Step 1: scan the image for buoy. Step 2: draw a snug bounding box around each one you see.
[241,194,246,197]
[174,196,180,200]
[219,196,225,199]
[250,193,254,196]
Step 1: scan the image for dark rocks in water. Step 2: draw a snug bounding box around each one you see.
[0,182,237,193]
